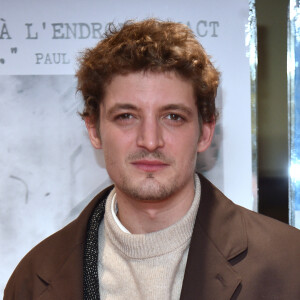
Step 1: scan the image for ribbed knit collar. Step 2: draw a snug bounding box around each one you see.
[104,174,201,259]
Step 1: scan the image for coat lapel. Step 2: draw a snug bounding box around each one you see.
[180,222,242,300]
[180,174,247,300]
[34,186,113,300]
[37,244,84,300]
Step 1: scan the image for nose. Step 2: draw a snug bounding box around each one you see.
[136,116,164,151]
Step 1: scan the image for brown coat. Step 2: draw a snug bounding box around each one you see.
[4,175,300,299]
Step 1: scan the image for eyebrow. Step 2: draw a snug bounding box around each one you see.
[106,103,193,117]
[160,104,193,116]
[106,103,140,117]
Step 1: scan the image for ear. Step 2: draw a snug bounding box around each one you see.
[197,121,215,153]
[84,117,102,149]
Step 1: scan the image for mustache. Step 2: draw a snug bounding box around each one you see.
[127,150,174,164]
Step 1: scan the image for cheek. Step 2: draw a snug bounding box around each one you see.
[101,135,118,165]
[168,129,199,152]
[101,133,132,164]
[176,137,200,168]
[103,149,116,167]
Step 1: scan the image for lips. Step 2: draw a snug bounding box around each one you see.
[131,160,169,172]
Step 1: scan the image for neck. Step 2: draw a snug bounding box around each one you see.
[115,177,196,234]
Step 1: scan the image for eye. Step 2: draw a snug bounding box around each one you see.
[114,113,136,126]
[165,113,184,121]
[116,113,133,120]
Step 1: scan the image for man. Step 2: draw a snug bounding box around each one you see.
[4,19,300,300]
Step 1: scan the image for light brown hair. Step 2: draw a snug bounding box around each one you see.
[76,19,219,124]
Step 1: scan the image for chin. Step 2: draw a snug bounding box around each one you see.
[120,176,178,202]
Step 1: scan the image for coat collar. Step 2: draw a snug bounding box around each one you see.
[35,175,247,299]
[180,174,247,299]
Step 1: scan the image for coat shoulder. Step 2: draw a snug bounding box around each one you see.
[238,204,300,251]
[231,205,300,298]
[4,218,82,299]
[4,186,111,300]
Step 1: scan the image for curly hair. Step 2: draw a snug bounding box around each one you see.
[76,19,219,124]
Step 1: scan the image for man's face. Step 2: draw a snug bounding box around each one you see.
[86,71,214,202]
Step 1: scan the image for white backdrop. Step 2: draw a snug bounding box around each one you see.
[0,0,254,295]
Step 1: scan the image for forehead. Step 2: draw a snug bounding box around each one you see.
[101,71,196,110]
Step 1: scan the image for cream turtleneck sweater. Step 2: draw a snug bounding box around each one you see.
[98,174,201,299]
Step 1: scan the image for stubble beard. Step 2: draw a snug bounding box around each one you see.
[119,172,179,201]
[118,150,179,201]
